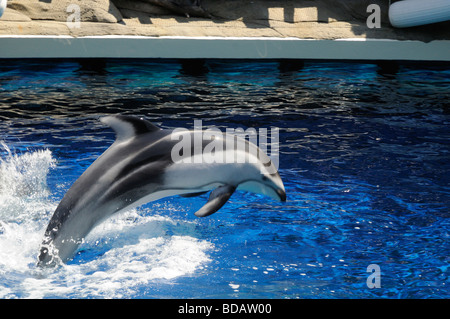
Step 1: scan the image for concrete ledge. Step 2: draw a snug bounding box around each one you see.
[0,35,449,61]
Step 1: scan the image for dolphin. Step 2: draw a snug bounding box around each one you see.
[37,115,286,267]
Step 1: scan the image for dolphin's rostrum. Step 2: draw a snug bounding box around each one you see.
[38,115,286,267]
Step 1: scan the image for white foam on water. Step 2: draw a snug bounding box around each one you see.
[0,142,56,222]
[0,143,213,298]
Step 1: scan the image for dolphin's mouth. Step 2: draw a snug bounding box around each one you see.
[276,188,287,202]
[237,180,286,202]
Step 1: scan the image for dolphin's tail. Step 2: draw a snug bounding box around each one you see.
[37,239,61,267]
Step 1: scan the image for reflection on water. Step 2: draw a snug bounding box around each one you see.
[0,59,449,298]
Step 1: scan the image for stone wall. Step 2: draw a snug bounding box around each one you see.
[0,0,448,41]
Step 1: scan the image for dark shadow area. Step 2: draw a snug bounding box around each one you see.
[278,59,304,73]
[376,60,399,79]
[77,58,108,75]
[180,59,209,76]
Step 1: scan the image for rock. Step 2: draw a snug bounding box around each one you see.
[142,0,210,18]
[112,0,173,16]
[203,0,325,22]
[201,0,388,24]
[8,0,123,23]
[0,8,32,22]
[0,0,448,42]
[114,0,210,18]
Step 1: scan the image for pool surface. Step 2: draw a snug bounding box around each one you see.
[0,59,449,298]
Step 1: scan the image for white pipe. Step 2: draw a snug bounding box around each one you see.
[389,0,450,28]
[0,0,7,19]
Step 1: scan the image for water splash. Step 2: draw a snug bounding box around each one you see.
[0,143,213,298]
[0,142,57,297]
[0,141,56,223]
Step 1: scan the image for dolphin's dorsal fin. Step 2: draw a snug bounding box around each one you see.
[194,185,236,217]
[100,115,161,142]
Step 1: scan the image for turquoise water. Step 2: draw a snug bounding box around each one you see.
[0,59,448,298]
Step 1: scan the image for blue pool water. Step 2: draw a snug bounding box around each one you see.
[0,59,448,298]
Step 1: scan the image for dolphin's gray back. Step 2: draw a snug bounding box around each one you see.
[39,117,177,265]
[44,130,174,234]
[97,132,176,209]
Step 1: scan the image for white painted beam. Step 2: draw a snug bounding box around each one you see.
[0,36,448,61]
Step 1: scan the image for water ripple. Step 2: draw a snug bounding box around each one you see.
[0,59,449,298]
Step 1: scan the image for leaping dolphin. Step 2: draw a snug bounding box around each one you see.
[38,115,286,267]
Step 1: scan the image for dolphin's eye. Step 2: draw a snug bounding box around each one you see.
[262,176,268,181]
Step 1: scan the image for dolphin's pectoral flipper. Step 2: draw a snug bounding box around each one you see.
[194,185,236,217]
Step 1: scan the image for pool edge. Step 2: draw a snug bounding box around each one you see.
[1,36,449,61]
